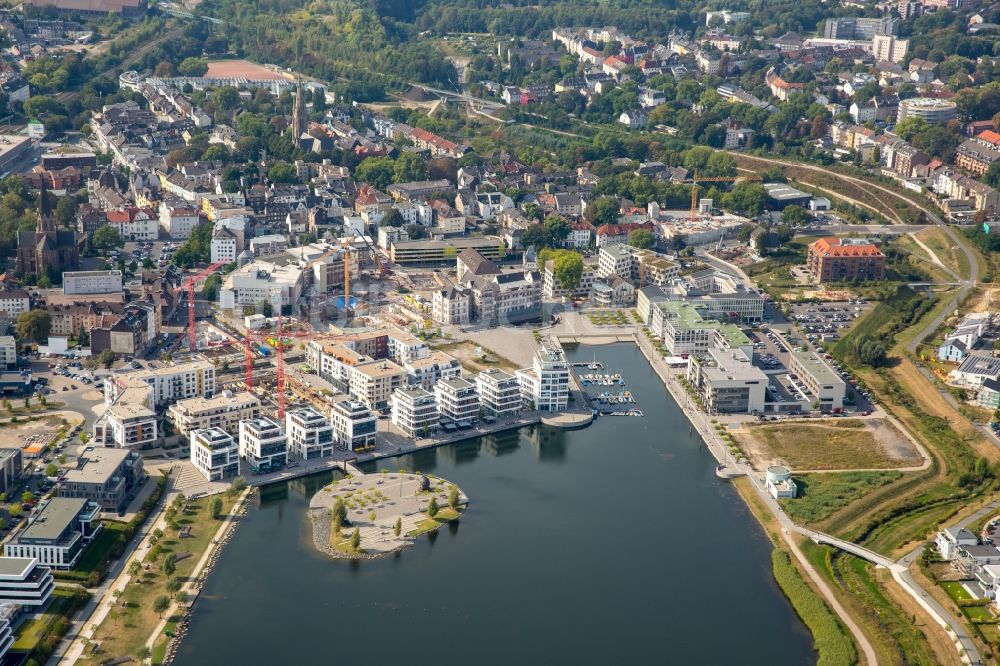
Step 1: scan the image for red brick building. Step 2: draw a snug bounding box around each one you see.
[807,237,886,284]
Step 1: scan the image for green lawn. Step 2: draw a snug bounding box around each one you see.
[12,588,80,651]
[75,521,128,575]
[941,581,974,602]
[779,471,903,525]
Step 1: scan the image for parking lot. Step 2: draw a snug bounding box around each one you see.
[786,300,872,347]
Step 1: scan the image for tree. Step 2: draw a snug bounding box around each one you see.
[356,156,395,189]
[212,86,240,113]
[16,310,52,343]
[553,251,584,290]
[21,491,33,504]
[153,595,170,617]
[44,463,58,477]
[176,590,189,603]
[426,496,439,518]
[781,205,811,226]
[178,57,208,77]
[166,577,182,594]
[210,496,223,519]
[99,349,115,369]
[128,560,141,576]
[393,517,402,536]
[267,162,297,184]
[92,224,124,252]
[331,498,347,533]
[8,505,22,519]
[163,553,176,576]
[543,215,572,244]
[405,224,427,240]
[393,152,427,183]
[585,196,619,227]
[349,527,361,550]
[984,161,1000,190]
[380,208,405,228]
[55,197,75,227]
[521,224,552,249]
[628,229,654,249]
[448,486,459,510]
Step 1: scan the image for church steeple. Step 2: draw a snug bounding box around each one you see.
[36,176,54,234]
[291,76,305,149]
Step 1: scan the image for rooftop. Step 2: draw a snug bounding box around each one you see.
[0,557,35,579]
[20,497,88,542]
[791,351,844,386]
[63,448,131,485]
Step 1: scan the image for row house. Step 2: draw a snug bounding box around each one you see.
[956,134,1000,176]
[106,207,158,241]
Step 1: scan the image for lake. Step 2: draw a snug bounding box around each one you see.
[174,343,814,665]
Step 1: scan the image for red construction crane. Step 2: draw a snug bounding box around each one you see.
[171,261,228,351]
[276,315,286,418]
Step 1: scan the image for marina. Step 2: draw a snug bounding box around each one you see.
[574,366,643,416]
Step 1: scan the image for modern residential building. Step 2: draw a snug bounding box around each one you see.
[871,34,909,63]
[951,354,1000,388]
[806,237,886,284]
[0,557,54,608]
[347,360,406,410]
[238,417,288,473]
[61,270,123,295]
[104,402,159,449]
[391,387,440,437]
[434,377,481,425]
[190,428,240,481]
[4,498,101,568]
[403,351,462,390]
[167,390,261,437]
[285,407,335,460]
[104,361,216,408]
[329,398,377,452]
[516,338,570,411]
[476,369,522,419]
[687,348,767,414]
[788,351,847,410]
[896,97,957,124]
[0,289,29,327]
[938,314,988,362]
[59,447,145,513]
[937,527,979,560]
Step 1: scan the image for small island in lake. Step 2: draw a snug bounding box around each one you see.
[309,469,468,559]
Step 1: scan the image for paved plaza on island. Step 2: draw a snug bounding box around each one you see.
[309,469,467,557]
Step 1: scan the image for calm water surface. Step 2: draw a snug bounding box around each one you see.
[175,343,814,665]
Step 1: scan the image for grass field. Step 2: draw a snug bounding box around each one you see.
[80,494,237,665]
[75,521,128,575]
[431,340,518,374]
[894,235,952,285]
[916,228,971,281]
[801,542,938,666]
[12,588,81,651]
[742,420,914,470]
[781,471,903,525]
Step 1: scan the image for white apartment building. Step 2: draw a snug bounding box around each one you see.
[0,336,15,371]
[190,428,240,481]
[598,244,635,280]
[0,288,29,321]
[0,557,54,608]
[211,226,238,263]
[238,417,288,473]
[872,34,908,64]
[330,399,377,452]
[403,351,462,390]
[435,377,480,424]
[391,387,439,437]
[476,369,522,419]
[107,208,158,241]
[219,260,304,314]
[249,234,289,257]
[285,407,335,460]
[686,348,767,414]
[159,202,201,239]
[62,270,123,295]
[105,402,159,448]
[516,338,569,411]
[348,361,407,410]
[106,361,216,407]
[168,390,261,437]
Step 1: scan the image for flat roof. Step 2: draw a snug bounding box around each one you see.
[20,497,87,542]
[0,557,34,579]
[791,351,844,386]
[763,182,810,201]
[63,447,131,485]
[62,270,122,279]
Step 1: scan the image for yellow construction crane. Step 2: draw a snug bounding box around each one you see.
[685,171,762,222]
[341,237,352,312]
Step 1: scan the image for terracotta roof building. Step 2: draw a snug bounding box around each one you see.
[807,237,885,284]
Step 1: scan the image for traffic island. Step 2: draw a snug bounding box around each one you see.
[308,470,467,559]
